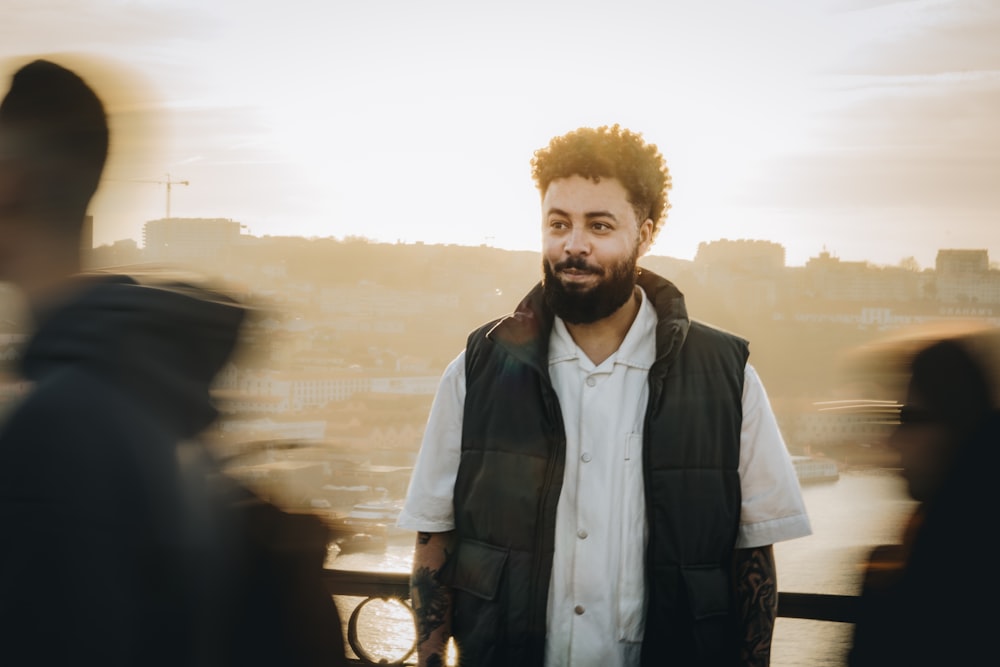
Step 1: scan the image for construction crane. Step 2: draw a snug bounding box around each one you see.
[109,173,189,219]
[150,173,188,219]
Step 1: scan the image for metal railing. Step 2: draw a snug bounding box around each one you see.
[323,569,859,666]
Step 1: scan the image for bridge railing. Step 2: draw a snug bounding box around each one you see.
[322,568,859,666]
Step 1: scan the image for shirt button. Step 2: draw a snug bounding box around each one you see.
[574,605,585,615]
[581,452,591,463]
[577,529,588,539]
[585,376,596,387]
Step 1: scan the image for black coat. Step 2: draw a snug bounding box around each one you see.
[848,412,1000,667]
[0,274,245,666]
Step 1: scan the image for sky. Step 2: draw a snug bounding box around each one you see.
[1,0,998,268]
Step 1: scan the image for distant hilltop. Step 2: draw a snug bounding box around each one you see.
[90,220,993,274]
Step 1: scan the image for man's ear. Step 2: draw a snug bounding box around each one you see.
[637,218,654,256]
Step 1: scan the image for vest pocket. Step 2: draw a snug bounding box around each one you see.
[681,565,736,662]
[681,565,730,620]
[447,539,512,664]
[447,537,510,600]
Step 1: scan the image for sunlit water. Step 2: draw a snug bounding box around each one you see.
[328,469,916,666]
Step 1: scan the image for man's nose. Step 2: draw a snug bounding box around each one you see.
[564,227,589,255]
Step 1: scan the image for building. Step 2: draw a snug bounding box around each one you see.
[235,368,439,411]
[933,249,1000,304]
[142,217,243,263]
[796,250,922,303]
[936,249,989,274]
[695,239,786,274]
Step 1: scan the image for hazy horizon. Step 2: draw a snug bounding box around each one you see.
[2,0,998,269]
[96,226,996,272]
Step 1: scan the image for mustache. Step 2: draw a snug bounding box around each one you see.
[552,256,602,275]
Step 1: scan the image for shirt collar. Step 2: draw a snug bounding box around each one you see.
[549,287,657,371]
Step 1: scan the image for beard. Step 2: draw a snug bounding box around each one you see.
[543,249,639,325]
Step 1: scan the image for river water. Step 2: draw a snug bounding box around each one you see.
[329,468,916,666]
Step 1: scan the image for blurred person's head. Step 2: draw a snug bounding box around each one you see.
[0,58,109,304]
[891,338,995,502]
[532,125,670,324]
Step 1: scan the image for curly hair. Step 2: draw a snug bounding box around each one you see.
[530,124,672,240]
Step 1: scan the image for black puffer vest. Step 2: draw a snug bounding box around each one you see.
[446,270,748,666]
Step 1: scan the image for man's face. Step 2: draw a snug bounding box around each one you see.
[541,175,653,324]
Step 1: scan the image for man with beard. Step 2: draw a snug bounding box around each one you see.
[398,125,811,667]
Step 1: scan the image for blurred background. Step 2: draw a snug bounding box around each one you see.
[2,2,998,664]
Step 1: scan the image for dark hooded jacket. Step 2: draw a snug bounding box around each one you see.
[0,274,245,666]
[848,412,1000,667]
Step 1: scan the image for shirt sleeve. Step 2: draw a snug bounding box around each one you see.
[396,350,466,533]
[736,363,813,549]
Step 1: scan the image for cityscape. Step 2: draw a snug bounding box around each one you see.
[4,216,998,528]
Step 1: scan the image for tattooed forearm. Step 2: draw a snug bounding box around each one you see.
[412,564,451,644]
[411,531,455,667]
[732,545,778,667]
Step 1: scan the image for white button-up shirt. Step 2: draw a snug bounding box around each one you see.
[543,290,654,666]
[399,289,812,667]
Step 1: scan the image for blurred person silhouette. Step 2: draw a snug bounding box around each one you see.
[0,58,345,666]
[398,125,811,667]
[847,335,1000,666]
